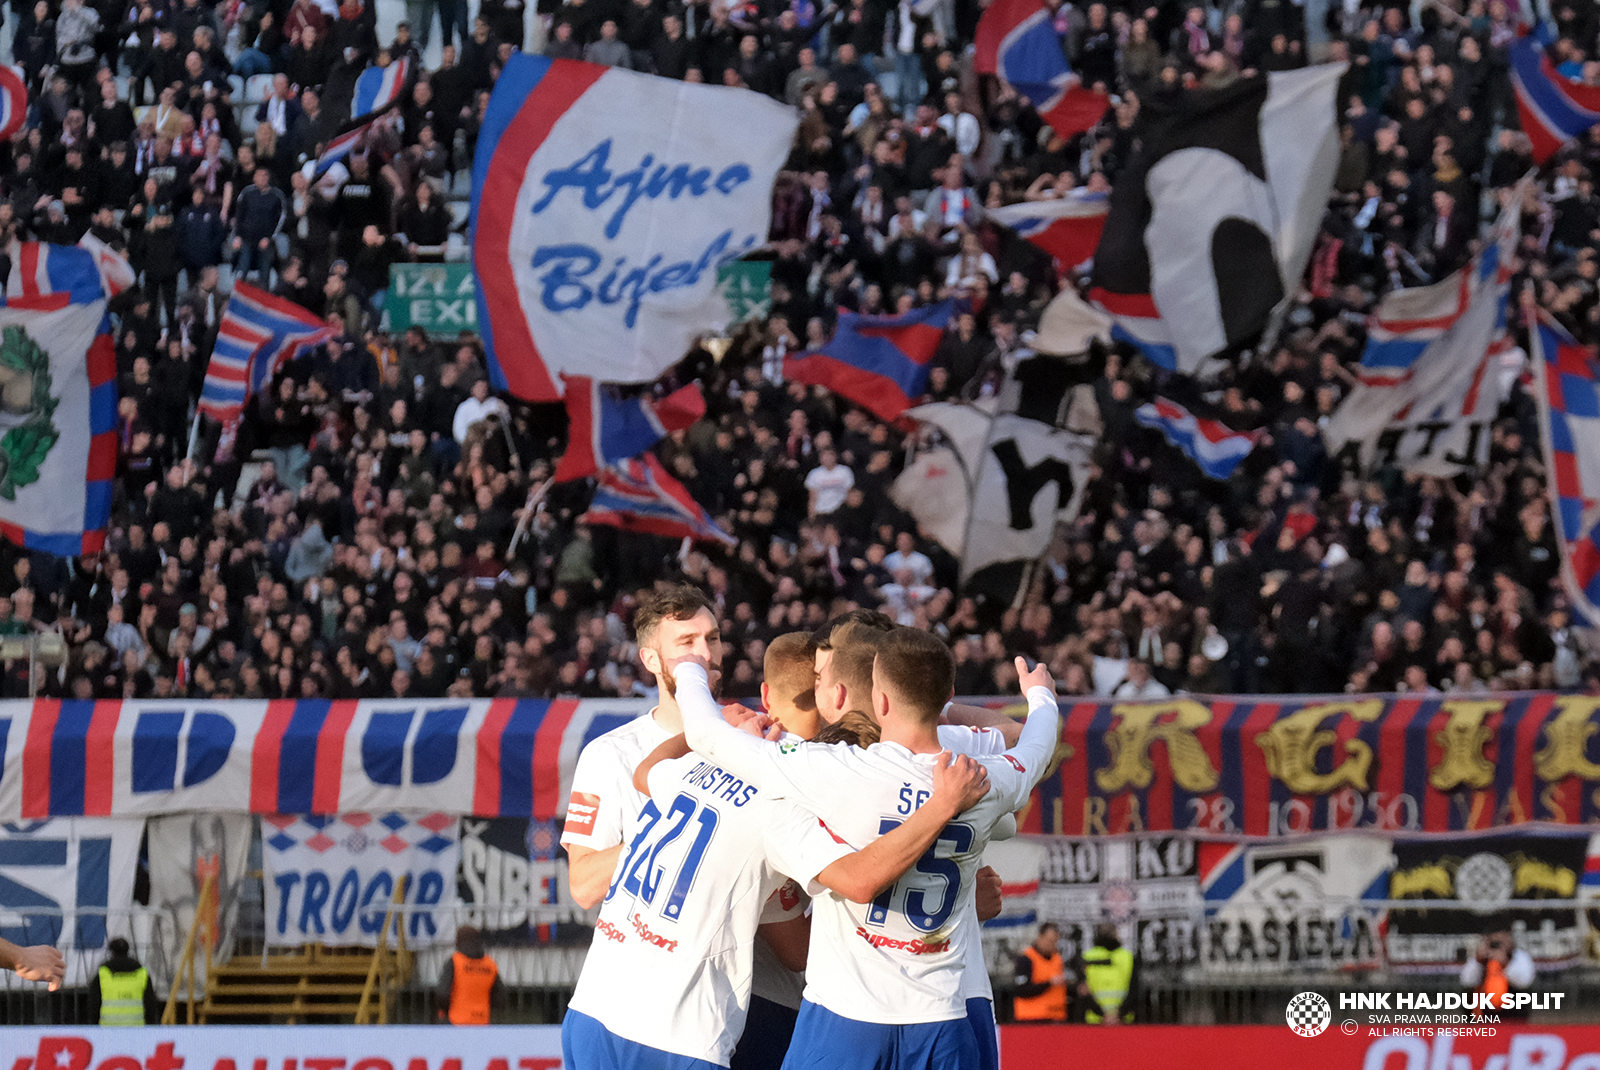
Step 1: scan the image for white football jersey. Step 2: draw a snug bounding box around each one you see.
[560,710,677,853]
[676,664,1060,1026]
[936,722,1012,1005]
[751,880,808,1010]
[568,754,853,1065]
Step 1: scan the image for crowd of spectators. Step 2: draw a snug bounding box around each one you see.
[0,0,1596,703]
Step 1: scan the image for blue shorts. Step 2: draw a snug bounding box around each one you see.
[730,995,801,1070]
[779,1000,980,1070]
[966,998,998,1070]
[563,1008,724,1070]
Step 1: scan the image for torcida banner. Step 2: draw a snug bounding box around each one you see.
[3,694,1600,835]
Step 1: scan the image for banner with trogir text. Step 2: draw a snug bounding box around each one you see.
[262,813,460,948]
[470,55,798,400]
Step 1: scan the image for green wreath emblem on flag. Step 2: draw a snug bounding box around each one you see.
[0,325,58,501]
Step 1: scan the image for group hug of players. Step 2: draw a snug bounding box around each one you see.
[557,583,1062,1070]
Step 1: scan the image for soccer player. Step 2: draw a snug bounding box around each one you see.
[562,701,992,1070]
[811,616,1019,1070]
[674,627,1062,1069]
[560,584,724,909]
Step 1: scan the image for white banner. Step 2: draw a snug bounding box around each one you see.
[962,414,1094,578]
[144,812,252,995]
[1197,835,1389,974]
[262,813,460,948]
[0,817,141,987]
[6,1028,565,1070]
[472,55,798,399]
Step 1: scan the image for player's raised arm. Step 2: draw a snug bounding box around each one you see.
[941,702,1023,747]
[812,751,990,903]
[632,734,692,795]
[987,657,1064,812]
[1,937,64,990]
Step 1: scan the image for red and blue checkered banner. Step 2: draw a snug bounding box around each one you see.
[3,694,1600,835]
[263,812,460,947]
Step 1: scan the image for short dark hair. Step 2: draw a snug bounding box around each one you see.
[873,627,954,723]
[811,608,894,649]
[635,583,714,646]
[829,621,886,700]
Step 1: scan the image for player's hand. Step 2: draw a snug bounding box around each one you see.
[930,750,988,817]
[974,865,1003,922]
[1015,656,1054,696]
[12,944,65,990]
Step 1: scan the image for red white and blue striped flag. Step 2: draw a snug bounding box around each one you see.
[352,56,411,120]
[784,301,954,423]
[583,453,735,546]
[199,282,338,429]
[1134,398,1259,480]
[553,374,706,483]
[990,190,1109,270]
[1511,26,1600,164]
[4,240,107,308]
[974,0,1108,138]
[1531,318,1600,626]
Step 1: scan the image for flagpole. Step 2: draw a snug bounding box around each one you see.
[500,411,523,474]
[506,478,553,561]
[185,411,202,462]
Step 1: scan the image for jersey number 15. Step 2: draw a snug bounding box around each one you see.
[866,819,973,933]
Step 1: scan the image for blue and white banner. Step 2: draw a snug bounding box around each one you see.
[471,56,797,401]
[0,817,142,986]
[262,812,461,948]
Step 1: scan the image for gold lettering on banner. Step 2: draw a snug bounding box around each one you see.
[1254,700,1383,795]
[1540,783,1569,825]
[1390,863,1454,898]
[1082,796,1108,836]
[1513,857,1576,898]
[1430,699,1503,791]
[1533,696,1600,782]
[1095,701,1219,794]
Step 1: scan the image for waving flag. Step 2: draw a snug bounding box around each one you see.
[198,282,338,429]
[1531,318,1600,624]
[4,241,106,308]
[0,64,27,142]
[352,57,411,120]
[973,0,1108,137]
[1511,29,1600,163]
[472,55,797,401]
[990,190,1109,269]
[784,301,955,422]
[1135,398,1260,480]
[583,453,735,546]
[77,233,135,298]
[1089,65,1343,373]
[1323,191,1520,477]
[554,375,706,483]
[0,299,116,555]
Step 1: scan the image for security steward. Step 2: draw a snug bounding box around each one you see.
[435,925,502,1025]
[1080,922,1136,1024]
[1011,922,1069,1022]
[88,938,159,1025]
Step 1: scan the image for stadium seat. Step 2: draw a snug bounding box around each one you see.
[244,74,274,104]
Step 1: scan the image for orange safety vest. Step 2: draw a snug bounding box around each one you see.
[447,952,498,1025]
[1476,959,1509,1018]
[1013,946,1067,1021]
